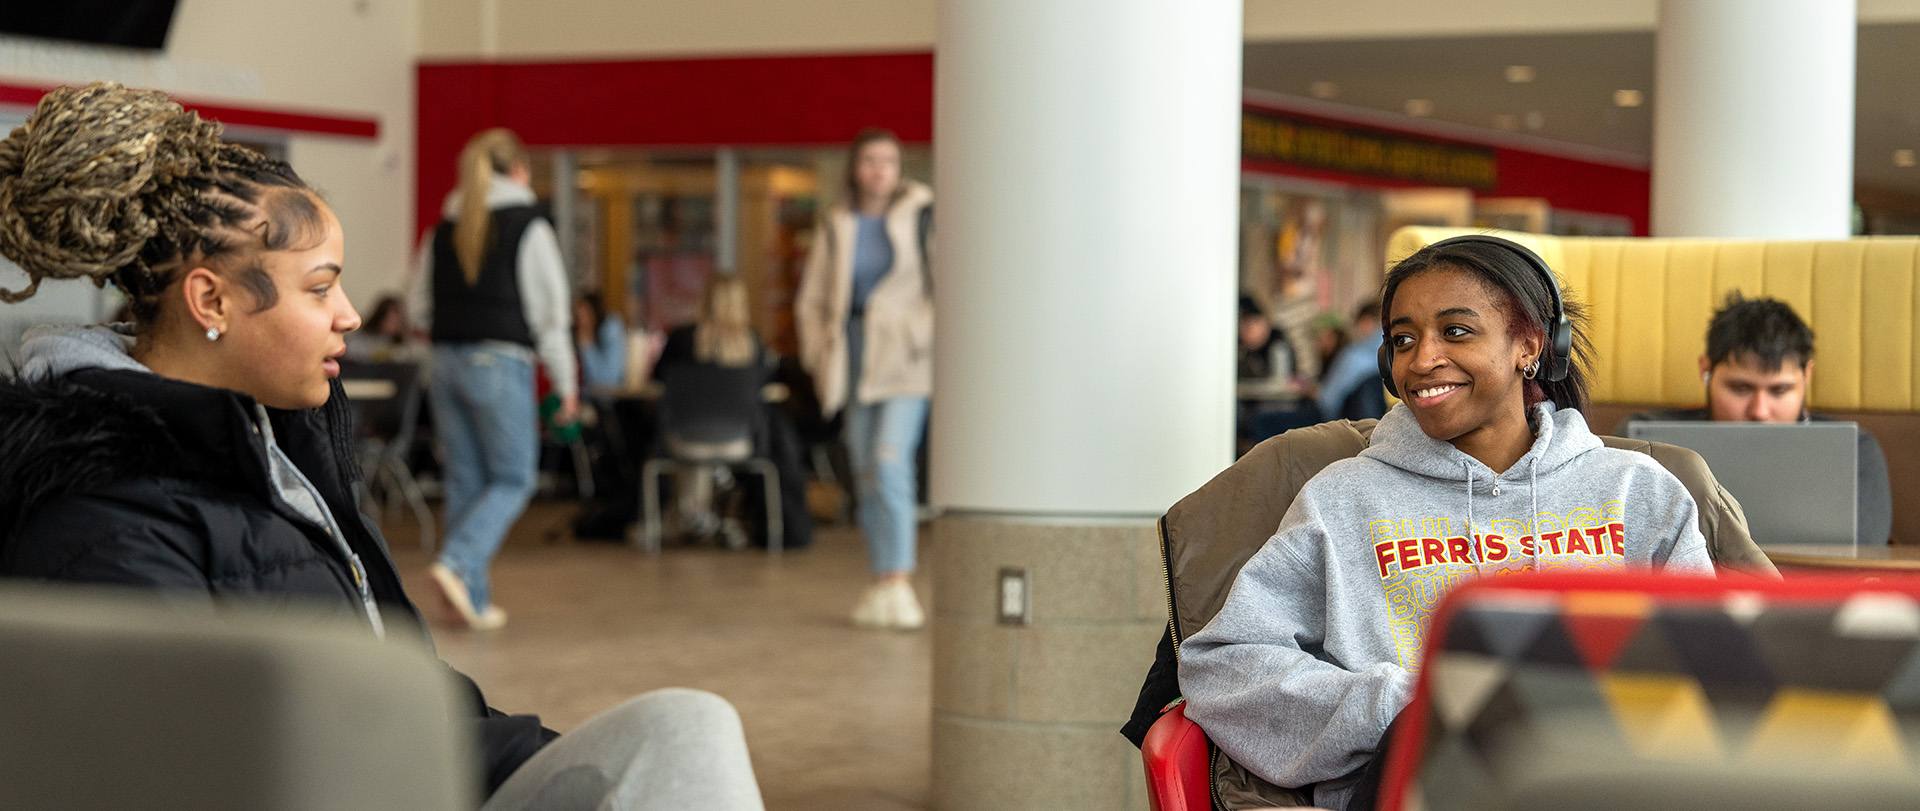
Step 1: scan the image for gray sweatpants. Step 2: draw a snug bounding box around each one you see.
[482,688,765,811]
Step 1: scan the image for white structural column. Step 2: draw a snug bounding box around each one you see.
[714,147,740,273]
[1652,0,1856,238]
[929,2,1240,808]
[550,150,578,283]
[932,0,1240,515]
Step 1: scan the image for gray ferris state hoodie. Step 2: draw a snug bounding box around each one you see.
[1180,402,1714,810]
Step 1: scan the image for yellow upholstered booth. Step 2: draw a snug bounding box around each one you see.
[1389,226,1920,412]
[1387,226,1920,543]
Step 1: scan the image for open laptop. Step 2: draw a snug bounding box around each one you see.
[1626,421,1858,548]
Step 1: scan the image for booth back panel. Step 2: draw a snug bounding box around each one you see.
[1389,227,1920,413]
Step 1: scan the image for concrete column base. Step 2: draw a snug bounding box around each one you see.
[930,513,1168,811]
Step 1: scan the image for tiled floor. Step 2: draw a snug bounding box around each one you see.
[382,503,932,811]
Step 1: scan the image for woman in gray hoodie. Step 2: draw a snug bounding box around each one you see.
[1180,236,1714,811]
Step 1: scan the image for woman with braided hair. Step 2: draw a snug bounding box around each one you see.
[0,83,765,810]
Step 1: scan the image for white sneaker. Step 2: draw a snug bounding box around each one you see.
[889,581,926,630]
[851,584,894,629]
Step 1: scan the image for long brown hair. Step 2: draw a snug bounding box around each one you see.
[452,128,528,285]
[0,82,324,328]
[843,127,903,210]
[694,274,755,367]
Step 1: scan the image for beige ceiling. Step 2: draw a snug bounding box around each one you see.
[1242,23,1920,197]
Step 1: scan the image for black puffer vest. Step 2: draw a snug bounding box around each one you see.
[0,368,555,797]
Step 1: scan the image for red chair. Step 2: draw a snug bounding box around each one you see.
[1141,700,1214,811]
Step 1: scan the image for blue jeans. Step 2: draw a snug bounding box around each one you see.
[430,343,539,611]
[843,396,928,576]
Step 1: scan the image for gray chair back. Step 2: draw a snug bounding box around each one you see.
[0,585,473,811]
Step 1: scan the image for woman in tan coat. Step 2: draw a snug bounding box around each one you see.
[795,128,934,629]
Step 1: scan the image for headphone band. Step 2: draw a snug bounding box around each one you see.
[1377,234,1574,397]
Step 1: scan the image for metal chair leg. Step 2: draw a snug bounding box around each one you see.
[569,438,596,501]
[637,459,668,554]
[386,459,436,554]
[750,459,782,557]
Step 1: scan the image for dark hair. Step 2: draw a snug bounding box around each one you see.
[0,82,325,328]
[1380,239,1593,412]
[367,295,406,339]
[579,291,606,325]
[577,291,607,347]
[844,127,902,205]
[1705,291,1813,371]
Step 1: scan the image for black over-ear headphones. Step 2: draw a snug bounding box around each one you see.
[1376,234,1573,398]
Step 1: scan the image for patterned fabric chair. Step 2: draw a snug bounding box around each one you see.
[1379,572,1920,811]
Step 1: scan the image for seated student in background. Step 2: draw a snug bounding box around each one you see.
[651,274,815,549]
[1616,292,1892,545]
[574,291,627,390]
[1246,302,1389,443]
[344,293,423,363]
[1314,301,1388,422]
[1181,236,1713,811]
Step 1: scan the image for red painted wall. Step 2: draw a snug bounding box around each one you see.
[0,82,379,138]
[416,52,934,235]
[416,52,1648,236]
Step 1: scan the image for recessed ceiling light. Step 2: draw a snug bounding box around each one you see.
[1897,149,1916,168]
[1405,99,1435,117]
[1614,89,1644,107]
[1505,65,1535,83]
[1525,111,1546,130]
[1492,114,1519,131]
[1309,81,1339,100]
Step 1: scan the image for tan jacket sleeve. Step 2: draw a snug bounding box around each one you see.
[794,220,835,379]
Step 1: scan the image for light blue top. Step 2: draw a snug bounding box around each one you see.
[849,214,894,313]
[1317,331,1385,420]
[578,315,627,388]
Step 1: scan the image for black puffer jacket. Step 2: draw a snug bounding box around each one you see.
[0,364,555,798]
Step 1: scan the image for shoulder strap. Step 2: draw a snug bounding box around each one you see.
[917,202,934,296]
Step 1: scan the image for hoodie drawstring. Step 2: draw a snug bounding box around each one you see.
[1467,457,1542,571]
[1463,463,1477,567]
[1529,456,1542,569]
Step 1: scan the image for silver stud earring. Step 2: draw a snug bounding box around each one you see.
[205,327,220,342]
[1522,359,1539,380]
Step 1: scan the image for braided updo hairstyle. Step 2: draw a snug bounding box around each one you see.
[0,82,324,328]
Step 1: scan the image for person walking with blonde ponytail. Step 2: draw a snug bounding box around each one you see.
[406,128,577,631]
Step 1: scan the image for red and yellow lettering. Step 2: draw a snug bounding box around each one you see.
[1447,536,1473,564]
[1607,522,1625,556]
[1518,536,1535,556]
[1584,526,1611,556]
[1542,531,1565,555]
[1566,530,1591,555]
[1483,535,1509,562]
[1396,538,1421,571]
[1374,541,1397,578]
[1419,537,1446,568]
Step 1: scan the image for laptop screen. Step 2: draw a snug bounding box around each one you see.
[1626,421,1857,548]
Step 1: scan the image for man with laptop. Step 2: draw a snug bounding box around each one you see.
[1617,293,1892,546]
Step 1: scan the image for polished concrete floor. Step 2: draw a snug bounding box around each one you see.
[383,502,932,811]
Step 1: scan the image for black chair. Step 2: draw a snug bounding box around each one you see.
[339,359,436,553]
[636,363,782,556]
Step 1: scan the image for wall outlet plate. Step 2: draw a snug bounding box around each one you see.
[997,567,1031,626]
